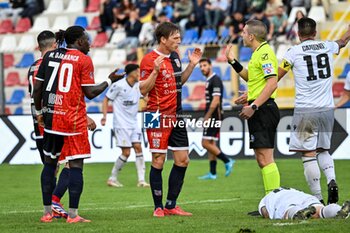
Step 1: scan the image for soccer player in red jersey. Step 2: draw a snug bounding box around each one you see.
[139,22,202,217]
[33,26,124,223]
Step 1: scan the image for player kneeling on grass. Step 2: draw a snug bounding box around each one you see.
[259,187,350,220]
[101,64,150,188]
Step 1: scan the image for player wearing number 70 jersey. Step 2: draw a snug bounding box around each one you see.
[278,17,350,205]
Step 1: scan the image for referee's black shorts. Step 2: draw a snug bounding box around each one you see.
[247,99,280,149]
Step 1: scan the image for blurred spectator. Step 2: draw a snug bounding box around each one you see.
[114,0,135,28]
[172,0,193,27]
[116,9,143,49]
[160,0,173,21]
[228,11,246,43]
[291,0,311,11]
[251,8,273,40]
[192,0,207,35]
[135,0,155,23]
[286,9,305,41]
[139,15,158,46]
[228,0,248,16]
[19,0,44,24]
[204,0,228,30]
[265,0,282,17]
[157,12,169,23]
[268,5,288,39]
[314,0,330,18]
[250,0,267,12]
[99,0,118,32]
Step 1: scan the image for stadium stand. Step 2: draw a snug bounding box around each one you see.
[2,0,349,115]
[6,89,25,105]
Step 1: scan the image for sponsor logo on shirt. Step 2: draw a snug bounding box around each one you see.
[174,58,181,68]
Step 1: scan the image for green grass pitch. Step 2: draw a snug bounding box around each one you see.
[0,159,350,232]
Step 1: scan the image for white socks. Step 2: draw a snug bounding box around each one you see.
[135,153,146,182]
[302,156,323,201]
[317,151,336,184]
[110,154,127,181]
[319,204,341,218]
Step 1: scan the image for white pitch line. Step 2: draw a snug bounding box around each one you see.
[2,198,239,215]
[273,221,309,226]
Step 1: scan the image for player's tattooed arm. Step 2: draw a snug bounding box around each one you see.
[336,25,350,50]
[83,69,125,99]
[139,56,163,96]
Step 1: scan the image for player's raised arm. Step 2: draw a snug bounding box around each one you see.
[181,48,202,85]
[225,44,249,81]
[139,55,163,96]
[335,24,350,50]
[83,68,125,99]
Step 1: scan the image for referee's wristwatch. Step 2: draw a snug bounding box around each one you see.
[250,103,258,111]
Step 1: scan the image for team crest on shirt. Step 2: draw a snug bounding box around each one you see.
[141,71,146,78]
[89,72,94,79]
[153,139,160,148]
[174,58,181,68]
[262,63,274,75]
[261,53,269,61]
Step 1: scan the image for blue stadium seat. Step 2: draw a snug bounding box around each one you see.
[218,27,230,44]
[212,66,222,78]
[74,16,88,29]
[87,106,100,113]
[181,48,194,63]
[222,67,231,81]
[0,2,10,8]
[85,96,92,103]
[340,101,350,108]
[182,103,193,111]
[182,29,198,45]
[93,89,108,103]
[182,86,189,100]
[339,64,350,79]
[188,67,206,82]
[14,107,23,115]
[6,89,25,104]
[239,84,247,91]
[239,47,252,62]
[197,29,217,44]
[15,53,35,68]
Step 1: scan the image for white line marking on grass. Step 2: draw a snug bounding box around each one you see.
[273,221,309,226]
[3,198,239,215]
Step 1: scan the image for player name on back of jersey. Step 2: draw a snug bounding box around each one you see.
[48,51,79,61]
[302,42,325,52]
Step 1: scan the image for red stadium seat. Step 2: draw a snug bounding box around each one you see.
[20,77,29,86]
[188,85,206,101]
[85,0,100,12]
[15,17,31,33]
[0,19,14,34]
[91,32,108,48]
[5,72,20,86]
[87,16,101,30]
[4,54,14,68]
[198,101,206,110]
[333,82,345,98]
[5,107,11,115]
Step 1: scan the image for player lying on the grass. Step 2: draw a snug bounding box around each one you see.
[258,187,350,220]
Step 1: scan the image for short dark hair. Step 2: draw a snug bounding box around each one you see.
[199,57,211,65]
[125,64,139,75]
[246,19,267,42]
[155,22,180,43]
[37,30,55,50]
[298,17,316,37]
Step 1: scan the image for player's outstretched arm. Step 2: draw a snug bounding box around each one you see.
[139,56,163,96]
[335,25,350,50]
[225,44,248,81]
[83,69,125,100]
[101,97,109,126]
[336,90,350,108]
[181,48,202,85]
